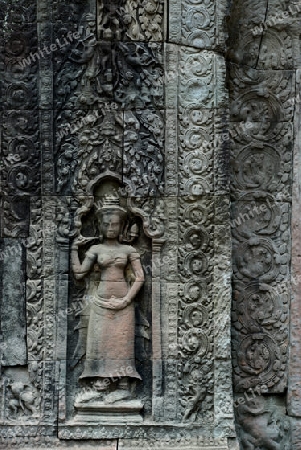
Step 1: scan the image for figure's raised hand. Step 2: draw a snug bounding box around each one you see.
[71,236,98,250]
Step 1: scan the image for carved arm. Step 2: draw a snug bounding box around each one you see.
[71,241,97,280]
[124,256,145,305]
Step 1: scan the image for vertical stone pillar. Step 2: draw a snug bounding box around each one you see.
[166,0,235,438]
[289,67,301,446]
[228,0,296,447]
[1,239,27,366]
[151,239,165,419]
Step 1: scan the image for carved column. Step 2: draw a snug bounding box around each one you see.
[288,67,301,445]
[228,0,296,448]
[151,238,165,419]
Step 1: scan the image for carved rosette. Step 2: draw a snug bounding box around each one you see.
[174,20,232,428]
[229,3,293,397]
[169,0,227,49]
[177,197,214,422]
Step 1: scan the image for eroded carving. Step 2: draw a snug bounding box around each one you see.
[97,0,164,41]
[178,198,214,423]
[71,192,145,409]
[235,396,290,449]
[1,367,41,423]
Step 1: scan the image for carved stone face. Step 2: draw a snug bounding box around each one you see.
[191,257,203,274]
[191,309,203,327]
[101,212,122,240]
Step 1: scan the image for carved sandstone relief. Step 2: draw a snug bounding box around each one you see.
[71,193,145,410]
[229,9,293,394]
[0,0,235,447]
[234,395,290,450]
[0,0,40,236]
[227,0,297,447]
[177,197,214,423]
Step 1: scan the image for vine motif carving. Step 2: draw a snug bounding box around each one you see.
[24,200,44,419]
[54,12,164,196]
[176,39,225,423]
[177,198,214,422]
[232,281,289,392]
[229,4,293,396]
[97,0,164,41]
[0,22,39,236]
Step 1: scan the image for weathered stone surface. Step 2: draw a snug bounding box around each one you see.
[228,0,300,448]
[1,239,27,365]
[0,0,232,441]
[288,68,301,418]
[0,441,116,450]
[234,395,291,449]
[2,0,301,448]
[119,437,230,450]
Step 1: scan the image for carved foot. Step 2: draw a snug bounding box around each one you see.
[103,389,131,404]
[75,389,104,404]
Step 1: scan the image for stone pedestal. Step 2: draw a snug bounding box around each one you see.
[74,400,144,424]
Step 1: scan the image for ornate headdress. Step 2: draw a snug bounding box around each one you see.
[94,190,127,218]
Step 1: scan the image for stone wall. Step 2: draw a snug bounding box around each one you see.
[228,0,300,448]
[0,0,300,448]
